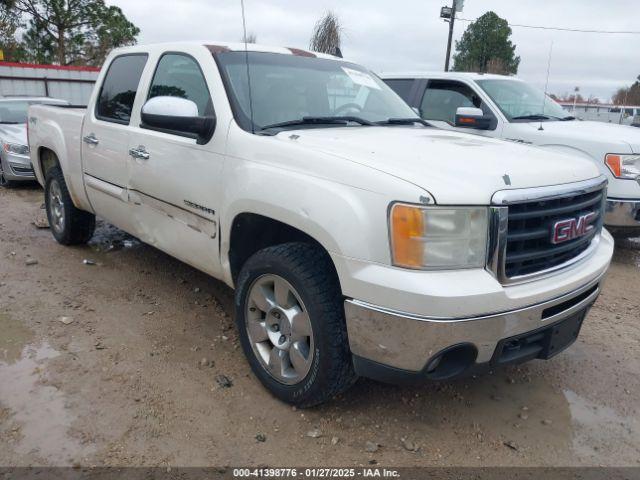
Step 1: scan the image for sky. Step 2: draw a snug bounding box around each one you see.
[109,0,639,102]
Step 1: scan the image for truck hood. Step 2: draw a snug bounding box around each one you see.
[0,123,27,146]
[279,126,600,204]
[517,120,640,152]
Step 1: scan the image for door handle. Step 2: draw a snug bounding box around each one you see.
[82,133,99,145]
[128,146,150,160]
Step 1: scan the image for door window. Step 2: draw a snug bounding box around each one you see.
[147,54,213,116]
[420,80,486,124]
[384,79,416,103]
[96,54,148,124]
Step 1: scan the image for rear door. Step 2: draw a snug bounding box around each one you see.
[126,51,224,276]
[81,53,148,232]
[416,79,501,138]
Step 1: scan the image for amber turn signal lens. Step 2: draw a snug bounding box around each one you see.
[390,204,425,268]
[605,154,622,178]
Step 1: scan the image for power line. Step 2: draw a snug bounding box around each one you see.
[456,17,640,35]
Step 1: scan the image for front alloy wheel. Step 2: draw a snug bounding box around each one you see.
[246,274,314,385]
[235,243,356,407]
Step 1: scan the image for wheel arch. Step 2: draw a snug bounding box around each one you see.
[38,146,61,181]
[223,208,343,289]
[36,144,93,212]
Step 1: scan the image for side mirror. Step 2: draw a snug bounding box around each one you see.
[454,107,492,130]
[141,96,216,144]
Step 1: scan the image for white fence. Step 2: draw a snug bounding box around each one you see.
[0,62,100,105]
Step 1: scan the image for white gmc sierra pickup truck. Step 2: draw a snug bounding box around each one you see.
[28,42,613,407]
[382,72,640,236]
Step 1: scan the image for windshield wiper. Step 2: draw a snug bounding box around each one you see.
[375,118,431,126]
[260,116,375,131]
[560,115,576,121]
[512,114,552,120]
[0,121,20,124]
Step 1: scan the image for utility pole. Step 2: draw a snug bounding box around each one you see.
[444,0,457,71]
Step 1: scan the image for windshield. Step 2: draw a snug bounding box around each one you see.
[216,51,417,131]
[475,79,568,121]
[0,99,68,124]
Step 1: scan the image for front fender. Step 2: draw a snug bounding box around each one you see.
[220,160,408,287]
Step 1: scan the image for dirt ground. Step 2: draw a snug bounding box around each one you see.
[1,184,639,469]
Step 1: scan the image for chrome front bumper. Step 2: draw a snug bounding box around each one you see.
[605,198,640,228]
[344,272,604,377]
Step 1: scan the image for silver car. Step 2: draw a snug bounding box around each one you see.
[0,96,68,187]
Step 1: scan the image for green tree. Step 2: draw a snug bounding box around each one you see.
[613,80,640,106]
[7,0,139,66]
[0,5,27,61]
[452,11,520,75]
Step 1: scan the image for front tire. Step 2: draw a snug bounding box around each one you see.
[45,167,95,245]
[235,243,356,407]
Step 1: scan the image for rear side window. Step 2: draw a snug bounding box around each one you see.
[384,79,415,103]
[96,54,148,124]
[147,54,213,116]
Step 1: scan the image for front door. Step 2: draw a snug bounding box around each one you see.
[126,52,224,276]
[81,53,148,233]
[418,79,501,138]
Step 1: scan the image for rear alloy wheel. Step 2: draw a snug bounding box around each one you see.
[45,166,96,245]
[48,178,66,233]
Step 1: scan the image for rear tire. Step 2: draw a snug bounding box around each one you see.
[45,167,95,245]
[235,242,357,407]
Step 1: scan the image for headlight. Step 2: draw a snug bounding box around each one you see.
[3,142,29,156]
[605,154,640,179]
[390,203,488,269]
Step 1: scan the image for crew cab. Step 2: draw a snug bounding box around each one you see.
[28,42,613,406]
[382,73,640,236]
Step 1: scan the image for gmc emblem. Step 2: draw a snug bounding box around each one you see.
[551,212,597,244]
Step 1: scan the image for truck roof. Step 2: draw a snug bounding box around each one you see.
[112,41,343,61]
[380,71,522,82]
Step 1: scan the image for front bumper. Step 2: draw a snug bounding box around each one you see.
[0,153,35,181]
[345,274,602,383]
[605,198,640,232]
[341,229,613,383]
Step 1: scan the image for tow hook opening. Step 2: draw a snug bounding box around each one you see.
[424,343,478,380]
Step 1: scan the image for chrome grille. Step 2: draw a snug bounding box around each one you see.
[505,189,603,277]
[489,176,607,284]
